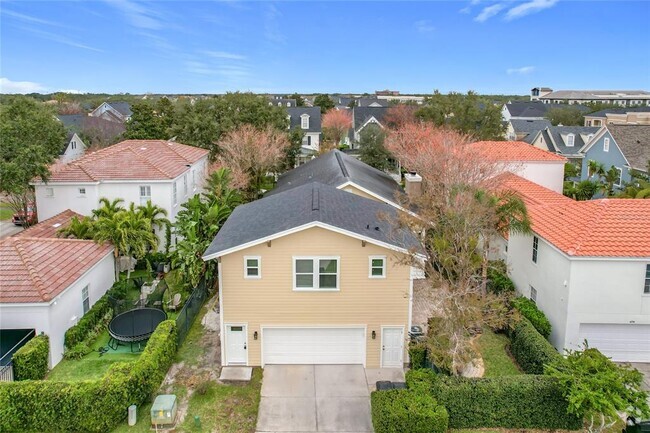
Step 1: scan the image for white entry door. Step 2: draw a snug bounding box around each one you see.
[381,327,404,368]
[226,324,247,365]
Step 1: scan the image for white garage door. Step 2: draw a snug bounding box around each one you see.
[578,323,650,362]
[262,327,365,365]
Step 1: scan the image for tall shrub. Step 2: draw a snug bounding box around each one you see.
[371,389,449,433]
[64,295,112,349]
[509,317,562,374]
[12,335,49,381]
[511,296,551,339]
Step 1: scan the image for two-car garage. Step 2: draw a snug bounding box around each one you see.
[578,323,650,362]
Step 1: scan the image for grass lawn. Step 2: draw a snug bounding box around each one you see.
[47,331,140,382]
[477,328,522,377]
[0,203,13,221]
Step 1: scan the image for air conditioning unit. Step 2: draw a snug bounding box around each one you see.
[151,394,177,429]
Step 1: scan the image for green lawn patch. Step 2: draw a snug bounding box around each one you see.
[0,203,13,221]
[477,329,522,377]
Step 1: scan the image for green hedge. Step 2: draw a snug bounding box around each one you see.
[64,294,112,349]
[371,389,449,433]
[510,317,562,374]
[486,267,515,295]
[13,335,49,381]
[409,342,427,370]
[0,320,177,432]
[512,296,551,339]
[405,369,581,430]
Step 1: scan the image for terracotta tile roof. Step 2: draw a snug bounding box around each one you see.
[470,140,567,162]
[40,140,209,183]
[495,172,650,258]
[0,237,113,303]
[13,209,83,239]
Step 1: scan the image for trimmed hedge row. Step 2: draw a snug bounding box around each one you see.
[512,296,552,339]
[510,317,563,374]
[405,369,581,430]
[486,267,516,295]
[12,335,49,381]
[409,342,427,369]
[371,389,449,433]
[64,294,112,349]
[0,320,177,432]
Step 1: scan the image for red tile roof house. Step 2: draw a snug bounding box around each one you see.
[0,211,115,368]
[495,172,650,362]
[31,140,210,250]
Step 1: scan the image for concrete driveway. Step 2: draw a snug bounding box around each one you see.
[0,221,22,239]
[256,364,373,433]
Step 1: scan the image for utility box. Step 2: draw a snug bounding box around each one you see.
[128,405,137,426]
[151,394,177,428]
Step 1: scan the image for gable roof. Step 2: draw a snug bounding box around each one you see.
[40,140,209,183]
[505,102,588,118]
[268,149,404,205]
[287,107,321,133]
[352,106,388,131]
[106,102,132,116]
[510,119,552,135]
[57,114,85,131]
[542,126,600,155]
[203,182,419,259]
[469,141,567,162]
[0,237,113,303]
[495,172,650,258]
[606,125,650,172]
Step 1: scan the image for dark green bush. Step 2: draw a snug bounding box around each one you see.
[409,342,427,369]
[0,320,177,432]
[371,389,449,433]
[405,370,581,430]
[486,267,515,295]
[64,342,92,360]
[512,296,552,339]
[64,295,112,349]
[510,317,562,374]
[12,335,49,381]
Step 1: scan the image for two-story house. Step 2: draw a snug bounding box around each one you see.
[286,107,322,164]
[350,106,388,146]
[202,181,422,368]
[505,119,551,141]
[584,107,650,127]
[527,126,600,165]
[496,172,650,362]
[32,140,209,248]
[89,101,132,123]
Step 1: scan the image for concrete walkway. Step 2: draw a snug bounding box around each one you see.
[256,365,373,433]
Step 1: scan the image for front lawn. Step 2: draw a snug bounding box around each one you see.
[0,203,13,221]
[476,328,522,377]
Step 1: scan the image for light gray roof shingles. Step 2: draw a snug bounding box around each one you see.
[287,107,321,133]
[607,124,650,172]
[510,119,552,134]
[545,126,600,154]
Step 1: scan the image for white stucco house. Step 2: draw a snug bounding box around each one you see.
[496,172,650,362]
[59,132,87,163]
[32,139,210,248]
[0,210,115,367]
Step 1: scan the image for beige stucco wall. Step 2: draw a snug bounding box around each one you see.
[220,226,412,368]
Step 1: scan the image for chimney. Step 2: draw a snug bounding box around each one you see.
[404,172,422,198]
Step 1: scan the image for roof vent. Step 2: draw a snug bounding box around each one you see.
[52,223,61,228]
[312,185,320,211]
[140,147,147,150]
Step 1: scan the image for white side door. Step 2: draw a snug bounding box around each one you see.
[381,327,404,368]
[226,324,247,365]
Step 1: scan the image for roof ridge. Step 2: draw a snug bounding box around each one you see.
[565,201,606,255]
[127,146,174,178]
[12,240,50,301]
[334,151,350,178]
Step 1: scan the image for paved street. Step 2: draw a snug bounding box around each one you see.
[0,221,23,239]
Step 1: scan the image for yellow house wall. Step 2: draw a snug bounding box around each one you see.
[220,226,411,368]
[340,184,381,202]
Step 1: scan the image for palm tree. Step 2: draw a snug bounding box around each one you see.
[600,166,621,197]
[136,200,171,250]
[587,160,605,180]
[57,216,95,239]
[92,197,124,219]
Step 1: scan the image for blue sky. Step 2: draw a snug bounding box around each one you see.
[1,1,649,95]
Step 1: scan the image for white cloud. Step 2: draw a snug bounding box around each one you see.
[415,20,435,34]
[204,51,247,61]
[1,9,64,27]
[58,89,86,94]
[459,6,472,14]
[506,66,535,75]
[474,3,505,22]
[505,0,559,21]
[103,0,163,30]
[264,4,285,45]
[0,77,46,94]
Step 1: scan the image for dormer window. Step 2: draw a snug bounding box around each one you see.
[586,134,594,142]
[566,134,575,147]
[301,114,310,130]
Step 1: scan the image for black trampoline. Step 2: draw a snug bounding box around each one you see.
[108,308,167,352]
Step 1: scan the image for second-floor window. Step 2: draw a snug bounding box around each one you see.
[45,187,54,197]
[644,264,650,294]
[369,256,386,278]
[82,285,90,315]
[244,256,261,279]
[604,138,610,152]
[71,141,76,150]
[566,134,575,147]
[294,257,339,291]
[78,188,86,196]
[172,182,177,205]
[183,174,188,195]
[140,186,151,205]
[301,115,310,129]
[532,236,539,263]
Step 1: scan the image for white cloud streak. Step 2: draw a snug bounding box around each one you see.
[1,9,64,27]
[264,4,285,45]
[103,0,163,30]
[505,0,559,20]
[506,66,535,75]
[203,51,247,61]
[12,25,103,52]
[414,20,435,34]
[0,77,46,94]
[474,3,505,22]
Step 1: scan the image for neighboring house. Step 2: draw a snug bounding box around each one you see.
[528,126,600,163]
[202,181,422,368]
[580,124,650,185]
[350,106,388,146]
[357,98,391,108]
[269,98,297,108]
[501,101,584,121]
[0,210,115,367]
[506,119,552,141]
[89,102,133,123]
[496,172,650,362]
[469,141,567,193]
[530,87,554,101]
[32,140,210,248]
[59,132,87,163]
[536,89,650,106]
[584,106,650,127]
[287,107,321,164]
[268,149,406,211]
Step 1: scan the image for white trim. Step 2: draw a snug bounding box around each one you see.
[407,273,414,348]
[243,256,261,279]
[292,256,340,291]
[335,181,409,213]
[224,322,249,366]
[368,255,387,278]
[357,116,385,134]
[380,325,405,368]
[260,325,367,367]
[580,128,632,169]
[218,260,225,366]
[202,221,421,261]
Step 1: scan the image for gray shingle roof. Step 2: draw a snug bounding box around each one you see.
[203,182,420,258]
[607,125,650,172]
[585,106,650,118]
[545,126,600,154]
[287,107,321,133]
[57,114,85,130]
[510,119,552,134]
[267,150,403,206]
[108,102,132,116]
[353,106,389,131]
[505,102,588,118]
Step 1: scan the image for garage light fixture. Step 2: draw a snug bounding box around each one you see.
[371,331,376,339]
[253,331,258,340]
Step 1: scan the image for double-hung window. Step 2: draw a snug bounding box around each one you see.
[183,174,188,195]
[140,185,151,205]
[82,285,90,315]
[294,257,339,291]
[244,256,261,279]
[644,264,650,294]
[530,285,537,303]
[172,182,177,206]
[369,256,386,278]
[532,236,539,263]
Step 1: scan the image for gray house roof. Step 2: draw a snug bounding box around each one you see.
[585,106,650,118]
[57,114,85,131]
[108,102,132,116]
[505,101,588,118]
[607,125,650,172]
[287,107,321,133]
[268,150,403,206]
[352,106,389,131]
[544,126,600,154]
[357,98,391,107]
[270,98,297,107]
[203,182,420,259]
[510,119,552,135]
